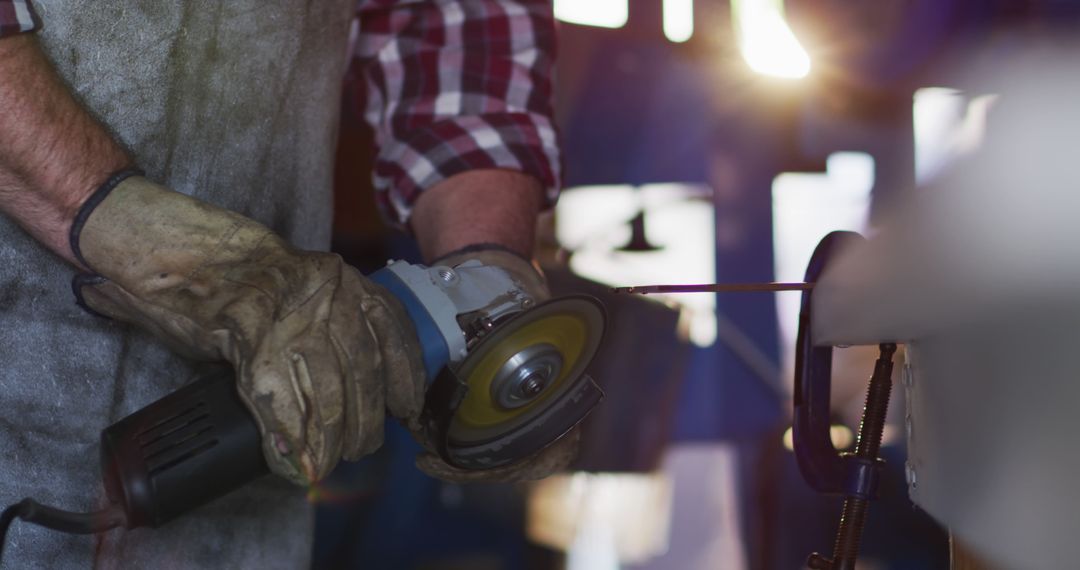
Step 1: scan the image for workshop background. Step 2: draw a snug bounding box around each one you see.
[313,1,1070,568]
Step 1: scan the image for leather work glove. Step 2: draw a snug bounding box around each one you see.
[410,248,581,483]
[71,173,426,485]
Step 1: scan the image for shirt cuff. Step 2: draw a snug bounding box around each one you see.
[0,0,40,37]
[373,112,562,226]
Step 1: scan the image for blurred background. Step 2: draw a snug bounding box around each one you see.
[310,1,1078,568]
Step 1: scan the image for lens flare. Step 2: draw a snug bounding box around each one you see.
[554,0,628,29]
[733,0,811,79]
[663,0,694,43]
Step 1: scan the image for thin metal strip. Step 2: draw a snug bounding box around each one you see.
[612,282,814,294]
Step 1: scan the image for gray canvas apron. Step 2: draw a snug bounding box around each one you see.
[0,1,354,567]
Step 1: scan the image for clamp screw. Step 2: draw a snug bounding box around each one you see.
[811,343,896,570]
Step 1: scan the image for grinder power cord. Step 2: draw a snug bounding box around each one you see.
[0,174,605,565]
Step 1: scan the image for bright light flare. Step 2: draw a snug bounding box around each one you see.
[663,0,694,43]
[528,472,673,566]
[554,0,629,29]
[733,0,811,79]
[783,424,855,451]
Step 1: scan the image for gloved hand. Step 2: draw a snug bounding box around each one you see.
[407,248,581,483]
[70,173,426,485]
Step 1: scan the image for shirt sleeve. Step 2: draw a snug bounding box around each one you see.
[355,0,561,226]
[0,0,39,37]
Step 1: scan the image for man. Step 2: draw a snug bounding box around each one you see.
[0,0,569,567]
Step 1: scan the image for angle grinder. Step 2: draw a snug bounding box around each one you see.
[0,258,605,559]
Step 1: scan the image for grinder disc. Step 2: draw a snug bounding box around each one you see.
[429,295,604,469]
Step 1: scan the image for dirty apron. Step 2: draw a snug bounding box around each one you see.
[0,1,354,567]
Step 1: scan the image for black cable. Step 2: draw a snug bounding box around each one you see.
[0,499,126,566]
[0,505,18,563]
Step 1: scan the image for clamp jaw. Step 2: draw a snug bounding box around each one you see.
[794,232,897,570]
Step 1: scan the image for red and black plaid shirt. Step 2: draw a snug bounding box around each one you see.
[0,0,35,35]
[0,0,560,224]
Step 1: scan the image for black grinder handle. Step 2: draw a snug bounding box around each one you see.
[100,369,269,529]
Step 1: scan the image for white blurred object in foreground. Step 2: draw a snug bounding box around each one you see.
[811,47,1080,569]
[527,471,673,568]
[526,445,747,570]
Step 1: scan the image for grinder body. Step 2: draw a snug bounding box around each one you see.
[101,369,264,529]
[100,260,604,529]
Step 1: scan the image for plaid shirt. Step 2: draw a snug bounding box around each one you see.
[0,0,560,225]
[0,0,36,35]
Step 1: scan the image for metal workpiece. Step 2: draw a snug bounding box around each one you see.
[612,282,813,295]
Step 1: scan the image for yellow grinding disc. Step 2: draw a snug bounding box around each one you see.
[447,296,604,446]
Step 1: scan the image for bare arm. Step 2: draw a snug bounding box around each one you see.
[0,31,543,266]
[356,1,559,261]
[0,34,131,265]
[409,169,544,261]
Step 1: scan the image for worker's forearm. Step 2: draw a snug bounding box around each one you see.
[0,35,131,265]
[409,169,545,262]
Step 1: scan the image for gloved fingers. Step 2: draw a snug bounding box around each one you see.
[243,331,352,485]
[357,279,426,423]
[332,272,390,461]
[240,280,348,483]
[240,267,394,482]
[415,427,581,484]
[241,350,316,484]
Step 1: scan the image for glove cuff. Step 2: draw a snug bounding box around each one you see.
[71,273,112,319]
[69,168,143,317]
[69,168,144,271]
